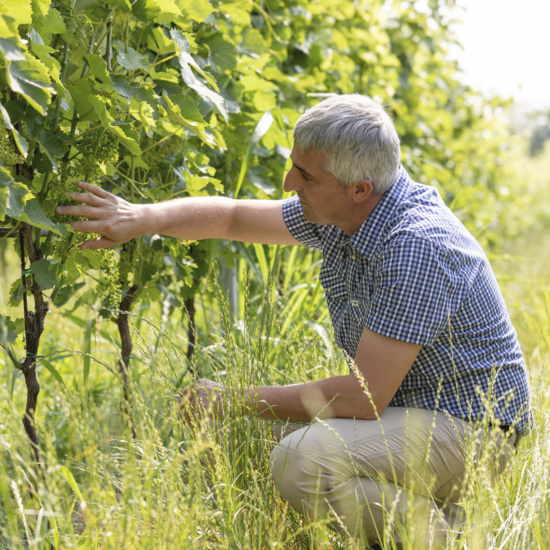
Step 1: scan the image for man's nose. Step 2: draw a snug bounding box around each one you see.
[283,168,300,193]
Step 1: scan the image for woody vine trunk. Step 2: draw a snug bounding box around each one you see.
[19,224,47,464]
[117,283,139,440]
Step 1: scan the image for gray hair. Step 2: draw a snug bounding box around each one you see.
[293,94,401,193]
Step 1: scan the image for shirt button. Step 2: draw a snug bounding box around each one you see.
[326,288,331,293]
[351,255,356,260]
[351,299,359,306]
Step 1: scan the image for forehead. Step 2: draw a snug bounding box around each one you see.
[290,147,332,176]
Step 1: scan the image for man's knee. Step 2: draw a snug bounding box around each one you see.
[270,435,389,540]
[269,424,341,511]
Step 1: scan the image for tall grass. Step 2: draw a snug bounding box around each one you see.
[1,250,550,549]
[0,253,350,549]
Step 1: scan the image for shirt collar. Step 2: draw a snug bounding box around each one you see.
[349,165,412,259]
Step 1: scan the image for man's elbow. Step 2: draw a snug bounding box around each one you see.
[346,371,395,419]
[350,391,390,420]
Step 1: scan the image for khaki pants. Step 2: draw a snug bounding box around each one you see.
[270,408,516,547]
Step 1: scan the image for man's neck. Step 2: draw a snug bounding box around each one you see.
[339,191,386,236]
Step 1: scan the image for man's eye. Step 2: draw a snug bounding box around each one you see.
[301,173,312,182]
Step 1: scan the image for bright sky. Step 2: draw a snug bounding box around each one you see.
[450,0,550,110]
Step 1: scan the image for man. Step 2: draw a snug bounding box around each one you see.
[58,95,531,547]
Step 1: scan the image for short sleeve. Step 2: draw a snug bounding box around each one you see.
[364,236,466,346]
[282,196,323,250]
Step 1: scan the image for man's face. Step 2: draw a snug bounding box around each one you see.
[283,148,354,227]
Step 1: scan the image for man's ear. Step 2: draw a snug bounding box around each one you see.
[351,179,374,204]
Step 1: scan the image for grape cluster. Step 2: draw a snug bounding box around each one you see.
[69,14,93,49]
[48,128,121,305]
[47,164,78,220]
[0,128,24,165]
[43,128,122,306]
[142,137,179,173]
[47,129,118,224]
[75,129,119,183]
[55,0,74,12]
[99,248,122,308]
[53,232,121,307]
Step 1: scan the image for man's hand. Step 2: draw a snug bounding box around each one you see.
[179,378,225,424]
[56,181,146,250]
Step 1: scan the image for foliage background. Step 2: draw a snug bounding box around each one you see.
[1,0,549,548]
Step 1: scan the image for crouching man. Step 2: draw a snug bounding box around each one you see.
[58,94,531,547]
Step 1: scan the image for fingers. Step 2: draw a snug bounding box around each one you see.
[61,218,119,249]
[66,191,106,207]
[179,388,197,426]
[80,236,119,250]
[56,204,106,219]
[75,180,112,199]
[56,181,115,216]
[179,380,225,424]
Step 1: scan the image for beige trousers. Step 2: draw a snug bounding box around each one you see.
[269,408,516,548]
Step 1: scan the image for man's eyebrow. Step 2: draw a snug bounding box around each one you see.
[292,162,313,178]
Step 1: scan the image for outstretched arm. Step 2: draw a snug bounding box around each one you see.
[56,181,299,250]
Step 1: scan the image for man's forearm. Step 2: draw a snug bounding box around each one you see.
[140,196,236,241]
[242,374,380,422]
[146,196,297,245]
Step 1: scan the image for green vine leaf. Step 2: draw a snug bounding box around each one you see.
[132,0,161,22]
[112,40,149,72]
[0,0,32,27]
[7,53,53,115]
[206,34,237,73]
[30,258,59,290]
[170,29,228,122]
[33,8,66,43]
[84,53,114,85]
[29,30,64,87]
[0,36,26,62]
[159,94,215,147]
[68,79,95,121]
[104,0,132,14]
[132,0,181,23]
[109,75,136,100]
[178,0,214,23]
[0,168,32,221]
[37,129,69,172]
[17,199,67,236]
[31,0,50,19]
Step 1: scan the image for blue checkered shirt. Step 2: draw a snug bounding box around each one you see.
[282,166,531,433]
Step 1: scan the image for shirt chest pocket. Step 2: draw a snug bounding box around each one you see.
[323,266,374,324]
[319,263,348,302]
